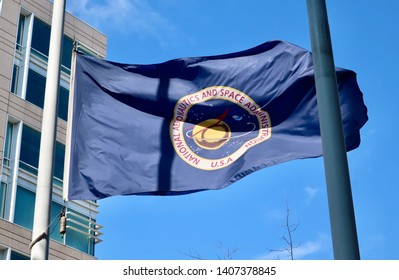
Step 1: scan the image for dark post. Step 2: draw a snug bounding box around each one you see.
[306,0,361,259]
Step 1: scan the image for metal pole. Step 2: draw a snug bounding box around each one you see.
[63,45,77,201]
[306,0,360,259]
[30,0,65,260]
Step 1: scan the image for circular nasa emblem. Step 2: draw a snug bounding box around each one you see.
[170,86,272,170]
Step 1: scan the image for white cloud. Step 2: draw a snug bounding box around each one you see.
[256,240,321,260]
[67,0,176,45]
[255,233,329,260]
[304,186,319,205]
[292,239,322,259]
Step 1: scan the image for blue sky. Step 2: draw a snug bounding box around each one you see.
[66,0,398,260]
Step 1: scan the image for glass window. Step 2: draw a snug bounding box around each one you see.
[10,251,30,260]
[10,64,20,94]
[14,15,71,120]
[58,86,69,121]
[19,125,65,179]
[66,210,95,255]
[20,125,40,174]
[0,247,8,260]
[66,228,89,254]
[13,185,94,255]
[12,14,27,95]
[31,17,73,70]
[16,14,26,51]
[25,68,69,121]
[50,202,63,243]
[13,186,66,243]
[62,36,73,70]
[4,122,14,166]
[1,122,14,218]
[31,18,51,58]
[26,68,46,111]
[0,182,6,218]
[54,141,65,180]
[14,186,35,230]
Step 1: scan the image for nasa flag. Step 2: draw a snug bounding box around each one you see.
[64,40,368,200]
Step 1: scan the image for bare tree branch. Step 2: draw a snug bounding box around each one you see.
[217,242,238,260]
[267,194,300,260]
[180,249,207,260]
[182,242,238,260]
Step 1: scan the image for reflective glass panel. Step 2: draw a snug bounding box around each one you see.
[10,251,30,260]
[26,68,46,110]
[31,18,51,57]
[58,85,69,121]
[20,125,40,173]
[25,69,68,121]
[0,182,6,218]
[14,187,35,230]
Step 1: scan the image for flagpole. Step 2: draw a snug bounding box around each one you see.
[30,0,65,260]
[306,0,360,259]
[63,45,77,201]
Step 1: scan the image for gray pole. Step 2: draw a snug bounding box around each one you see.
[306,0,360,259]
[30,0,65,260]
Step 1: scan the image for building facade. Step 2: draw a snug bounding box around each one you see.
[0,0,107,259]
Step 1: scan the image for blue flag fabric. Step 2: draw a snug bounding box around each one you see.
[66,40,367,200]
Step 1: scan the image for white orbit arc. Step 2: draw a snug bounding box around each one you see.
[185,122,256,141]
